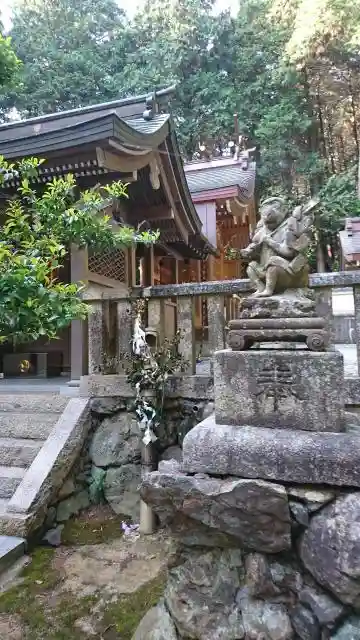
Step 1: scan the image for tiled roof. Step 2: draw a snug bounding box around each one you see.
[185,161,256,201]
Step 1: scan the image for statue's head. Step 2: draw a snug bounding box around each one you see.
[260,197,287,229]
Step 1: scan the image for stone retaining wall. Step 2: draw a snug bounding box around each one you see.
[134,463,360,639]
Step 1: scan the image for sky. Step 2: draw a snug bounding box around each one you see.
[1,0,239,31]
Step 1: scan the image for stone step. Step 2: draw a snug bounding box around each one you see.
[0,438,42,468]
[0,394,68,413]
[0,467,25,499]
[0,534,26,575]
[0,413,58,440]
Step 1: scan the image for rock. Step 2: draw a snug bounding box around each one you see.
[141,472,291,553]
[289,501,309,527]
[287,487,336,512]
[157,459,182,474]
[158,446,183,473]
[300,493,360,607]
[90,414,141,468]
[291,605,320,640]
[331,617,360,639]
[166,512,241,548]
[165,549,244,639]
[132,601,178,640]
[104,464,141,520]
[90,398,126,415]
[299,586,344,629]
[45,506,57,528]
[202,401,215,420]
[160,446,182,462]
[239,291,316,319]
[240,597,293,640]
[182,417,360,488]
[269,560,303,595]
[57,477,76,501]
[245,553,280,598]
[42,524,64,547]
[56,490,90,522]
[214,350,344,432]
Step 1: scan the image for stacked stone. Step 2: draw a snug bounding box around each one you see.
[133,294,360,639]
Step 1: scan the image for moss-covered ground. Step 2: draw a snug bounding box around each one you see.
[0,507,166,639]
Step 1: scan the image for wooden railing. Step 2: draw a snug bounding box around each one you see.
[84,271,360,378]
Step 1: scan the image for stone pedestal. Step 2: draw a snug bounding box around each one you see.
[182,416,360,486]
[214,349,344,432]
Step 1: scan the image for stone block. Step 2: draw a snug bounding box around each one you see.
[214,349,344,432]
[182,416,360,487]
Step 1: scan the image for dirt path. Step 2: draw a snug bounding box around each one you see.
[0,506,174,639]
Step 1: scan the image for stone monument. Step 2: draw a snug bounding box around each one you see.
[133,198,360,640]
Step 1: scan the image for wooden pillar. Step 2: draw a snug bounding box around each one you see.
[208,255,215,282]
[70,246,88,381]
[142,246,155,286]
[129,247,137,287]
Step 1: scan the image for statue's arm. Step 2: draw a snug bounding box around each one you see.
[263,237,296,259]
[240,232,262,260]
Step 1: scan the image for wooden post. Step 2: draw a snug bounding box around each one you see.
[139,442,157,534]
[88,301,104,374]
[178,296,196,374]
[70,245,88,380]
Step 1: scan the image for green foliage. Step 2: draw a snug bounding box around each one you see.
[0,157,158,345]
[3,0,360,269]
[0,33,20,89]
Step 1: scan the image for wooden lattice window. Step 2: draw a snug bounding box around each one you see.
[88,248,127,283]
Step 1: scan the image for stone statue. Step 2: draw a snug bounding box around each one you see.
[240,197,318,297]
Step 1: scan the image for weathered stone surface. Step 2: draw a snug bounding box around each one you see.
[244,553,280,598]
[90,413,141,468]
[289,501,309,527]
[56,490,90,522]
[300,493,360,607]
[42,524,64,547]
[182,418,360,487]
[165,549,244,639]
[157,459,182,474]
[165,513,241,548]
[291,604,319,640]
[57,478,76,501]
[238,291,316,319]
[160,446,182,463]
[331,617,360,639]
[104,464,141,520]
[141,472,291,553]
[287,487,336,512]
[239,594,293,640]
[90,398,127,415]
[214,350,344,432]
[299,586,344,628]
[132,601,178,640]
[269,559,303,595]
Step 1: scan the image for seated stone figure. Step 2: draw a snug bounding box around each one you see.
[240,196,317,297]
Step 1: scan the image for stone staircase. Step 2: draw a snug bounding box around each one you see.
[0,393,70,565]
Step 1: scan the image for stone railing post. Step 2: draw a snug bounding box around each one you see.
[116,299,133,372]
[147,298,165,345]
[207,295,225,355]
[177,296,196,374]
[315,286,333,343]
[353,285,360,375]
[88,301,104,373]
